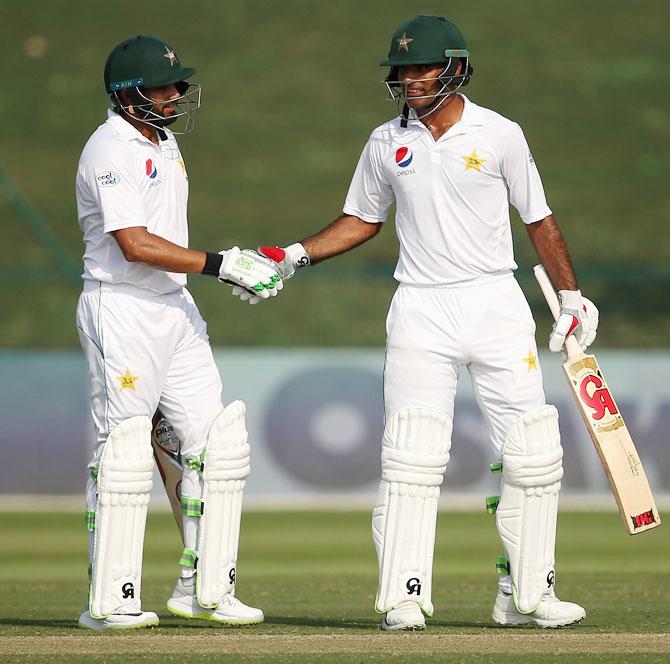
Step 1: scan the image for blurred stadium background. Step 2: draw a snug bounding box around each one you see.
[1,4,669,660]
[1,0,668,507]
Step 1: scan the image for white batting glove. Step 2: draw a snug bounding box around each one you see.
[257,243,310,280]
[549,290,599,352]
[218,247,283,304]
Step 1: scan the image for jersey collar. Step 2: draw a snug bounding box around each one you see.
[404,94,489,133]
[105,108,165,145]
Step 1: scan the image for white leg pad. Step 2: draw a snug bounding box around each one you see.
[372,408,452,616]
[496,405,563,614]
[196,401,250,608]
[90,416,154,618]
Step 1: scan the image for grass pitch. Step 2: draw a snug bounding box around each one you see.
[1,510,668,663]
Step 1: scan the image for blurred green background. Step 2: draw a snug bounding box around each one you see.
[1,0,669,348]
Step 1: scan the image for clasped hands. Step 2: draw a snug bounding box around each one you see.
[218,245,300,305]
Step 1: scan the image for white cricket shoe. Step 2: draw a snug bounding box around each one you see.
[78,609,159,630]
[381,601,426,631]
[492,590,586,628]
[167,575,264,625]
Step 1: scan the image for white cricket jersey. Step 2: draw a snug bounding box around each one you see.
[76,109,190,294]
[343,95,552,286]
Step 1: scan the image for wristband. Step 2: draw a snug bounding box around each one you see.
[202,252,223,277]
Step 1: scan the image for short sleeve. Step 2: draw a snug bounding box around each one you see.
[78,142,148,233]
[501,123,552,224]
[342,136,394,223]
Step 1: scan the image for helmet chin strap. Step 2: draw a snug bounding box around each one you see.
[400,88,456,128]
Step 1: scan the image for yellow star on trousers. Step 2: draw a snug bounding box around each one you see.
[116,369,140,391]
[522,350,538,372]
[462,150,486,172]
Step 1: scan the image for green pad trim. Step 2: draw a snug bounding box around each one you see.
[185,457,203,473]
[179,547,198,569]
[486,495,500,514]
[85,511,95,531]
[496,555,510,575]
[490,462,503,474]
[181,497,203,517]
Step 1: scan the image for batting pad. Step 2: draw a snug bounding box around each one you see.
[372,408,452,615]
[496,405,563,614]
[90,416,154,618]
[196,400,251,608]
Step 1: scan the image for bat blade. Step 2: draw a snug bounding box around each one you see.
[533,264,660,535]
[562,350,660,534]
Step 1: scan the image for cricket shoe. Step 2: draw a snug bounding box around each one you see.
[381,601,426,631]
[492,590,585,628]
[167,575,264,625]
[78,609,159,630]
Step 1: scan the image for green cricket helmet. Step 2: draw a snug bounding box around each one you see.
[381,15,473,120]
[104,35,201,134]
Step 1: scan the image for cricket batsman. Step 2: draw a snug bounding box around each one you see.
[253,15,599,629]
[75,35,283,629]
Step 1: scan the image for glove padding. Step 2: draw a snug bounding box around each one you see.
[258,243,310,281]
[549,290,599,352]
[218,247,283,304]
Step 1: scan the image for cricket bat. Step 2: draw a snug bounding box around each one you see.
[533,264,660,535]
[151,411,185,541]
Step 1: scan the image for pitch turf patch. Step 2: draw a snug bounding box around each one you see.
[1,633,668,656]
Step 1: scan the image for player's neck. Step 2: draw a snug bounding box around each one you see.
[419,94,464,141]
[121,112,160,144]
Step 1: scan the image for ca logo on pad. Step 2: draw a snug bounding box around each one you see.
[395,147,413,168]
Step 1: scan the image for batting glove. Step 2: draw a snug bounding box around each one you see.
[549,290,599,352]
[257,243,310,280]
[218,247,283,305]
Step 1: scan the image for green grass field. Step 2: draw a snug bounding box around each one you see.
[1,509,667,663]
[1,0,670,348]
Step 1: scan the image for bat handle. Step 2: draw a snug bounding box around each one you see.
[533,264,582,357]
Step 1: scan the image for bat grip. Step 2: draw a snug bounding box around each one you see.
[533,264,582,357]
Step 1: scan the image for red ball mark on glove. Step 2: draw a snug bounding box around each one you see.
[259,246,286,262]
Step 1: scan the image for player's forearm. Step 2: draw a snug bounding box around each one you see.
[526,215,578,291]
[300,214,381,265]
[113,228,207,273]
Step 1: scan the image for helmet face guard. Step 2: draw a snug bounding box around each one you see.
[384,56,471,102]
[111,83,201,134]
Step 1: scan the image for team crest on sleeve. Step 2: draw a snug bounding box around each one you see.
[145,159,158,179]
[96,171,121,187]
[395,147,413,168]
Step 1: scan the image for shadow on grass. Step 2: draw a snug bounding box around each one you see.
[0,616,507,632]
[263,615,379,629]
[0,618,77,628]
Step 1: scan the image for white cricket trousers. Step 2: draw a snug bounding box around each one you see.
[384,273,546,457]
[76,280,224,514]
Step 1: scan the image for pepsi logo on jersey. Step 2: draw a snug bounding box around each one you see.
[395,147,416,176]
[145,159,158,179]
[395,147,413,168]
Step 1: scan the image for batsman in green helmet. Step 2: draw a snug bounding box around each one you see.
[255,14,597,632]
[75,35,282,630]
